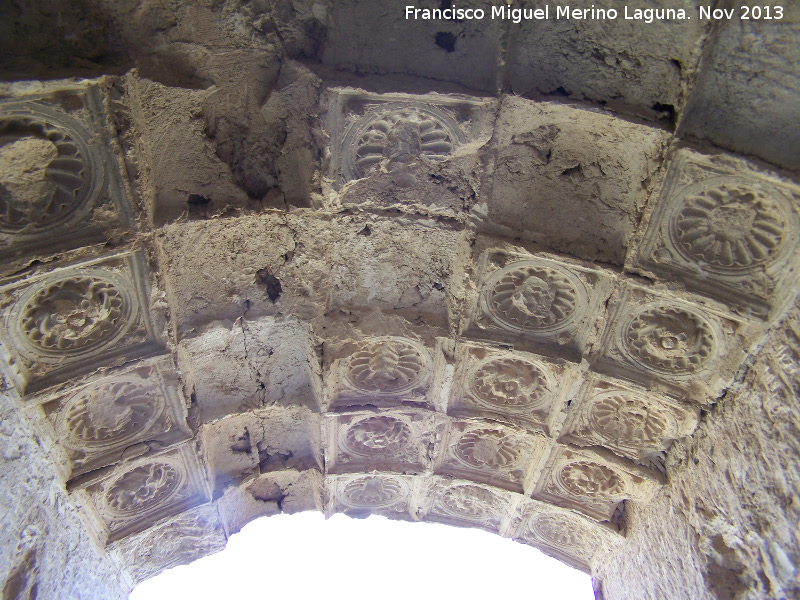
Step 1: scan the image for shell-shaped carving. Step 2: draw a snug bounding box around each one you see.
[454,428,522,469]
[483,261,587,334]
[344,338,430,395]
[342,102,465,181]
[18,274,131,356]
[438,484,499,521]
[58,377,162,451]
[671,178,787,272]
[557,461,626,498]
[0,104,102,235]
[588,392,669,448]
[340,475,408,509]
[470,357,551,410]
[342,415,412,457]
[622,304,716,375]
[104,462,181,514]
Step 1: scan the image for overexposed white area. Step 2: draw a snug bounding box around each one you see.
[131,512,595,599]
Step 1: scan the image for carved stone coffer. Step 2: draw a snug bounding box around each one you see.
[41,356,192,480]
[463,249,612,362]
[423,477,515,534]
[447,342,578,434]
[631,150,800,320]
[329,473,415,520]
[0,85,136,274]
[74,443,212,544]
[0,251,164,395]
[325,336,439,410]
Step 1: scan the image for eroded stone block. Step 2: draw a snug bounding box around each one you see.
[324,409,436,474]
[178,317,321,423]
[434,419,547,494]
[483,97,668,265]
[0,251,164,396]
[421,477,516,534]
[462,248,612,361]
[559,374,699,467]
[447,342,578,435]
[108,503,227,586]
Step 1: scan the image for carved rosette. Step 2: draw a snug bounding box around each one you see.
[55,376,163,452]
[341,102,465,181]
[0,102,103,237]
[454,428,523,470]
[556,461,627,499]
[521,511,606,570]
[338,475,409,510]
[10,268,136,361]
[340,414,413,458]
[586,392,669,449]
[103,462,183,517]
[668,177,788,275]
[469,356,552,412]
[620,303,717,376]
[481,261,589,336]
[332,337,433,408]
[435,484,501,523]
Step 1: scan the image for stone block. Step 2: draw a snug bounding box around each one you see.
[328,473,415,520]
[421,477,515,534]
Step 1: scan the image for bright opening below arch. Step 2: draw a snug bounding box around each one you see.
[131,512,595,600]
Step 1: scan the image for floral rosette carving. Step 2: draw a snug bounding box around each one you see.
[454,428,522,470]
[469,356,551,410]
[526,513,600,562]
[557,461,626,498]
[340,475,408,509]
[587,392,669,448]
[341,415,412,458]
[482,261,588,334]
[669,178,788,273]
[622,304,716,375]
[343,338,431,395]
[438,485,499,521]
[104,462,181,515]
[14,271,135,358]
[0,104,102,235]
[57,377,162,451]
[342,102,464,181]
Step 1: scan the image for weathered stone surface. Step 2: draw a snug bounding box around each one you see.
[1,6,800,599]
[482,97,669,265]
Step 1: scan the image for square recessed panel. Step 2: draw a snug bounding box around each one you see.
[593,283,752,399]
[0,85,136,275]
[434,418,547,494]
[75,443,212,544]
[0,251,163,396]
[324,409,435,475]
[630,149,800,320]
[41,356,192,479]
[531,444,662,523]
[421,477,517,534]
[447,342,578,435]
[462,249,612,362]
[328,473,415,520]
[558,373,699,466]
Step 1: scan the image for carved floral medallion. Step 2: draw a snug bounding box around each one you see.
[454,428,522,469]
[340,475,408,509]
[343,338,430,395]
[588,392,669,447]
[470,357,550,410]
[341,415,412,457]
[104,462,181,514]
[438,484,498,521]
[557,461,626,498]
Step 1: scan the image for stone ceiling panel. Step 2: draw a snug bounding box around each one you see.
[679,5,800,171]
[507,0,705,121]
[447,342,578,435]
[461,247,613,361]
[0,250,164,396]
[0,84,137,276]
[327,473,416,520]
[421,477,516,534]
[40,355,191,480]
[628,147,800,320]
[483,97,669,265]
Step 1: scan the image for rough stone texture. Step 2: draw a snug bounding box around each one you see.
[0,391,128,599]
[1,3,799,599]
[679,4,800,171]
[482,97,669,265]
